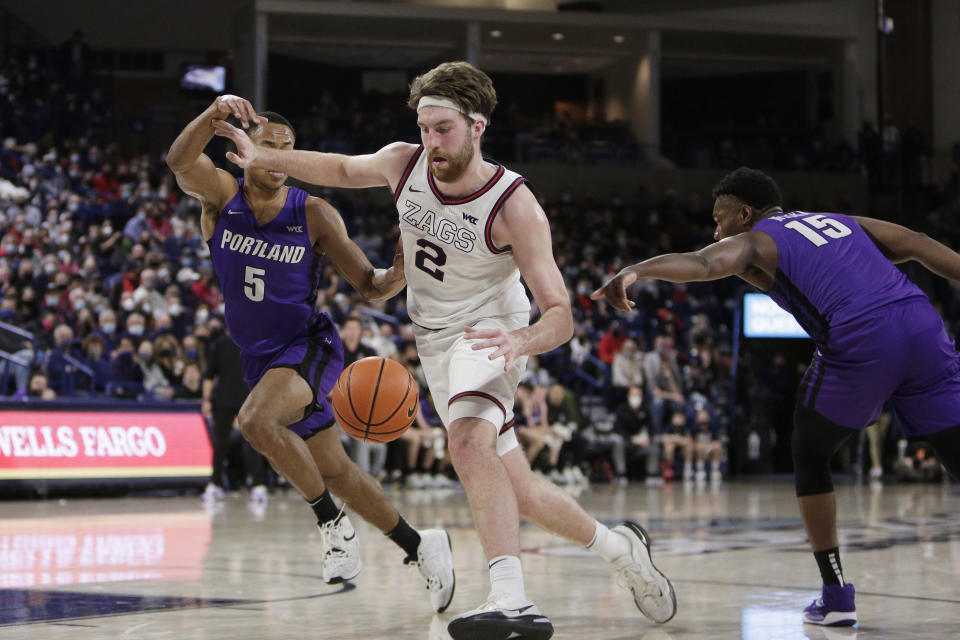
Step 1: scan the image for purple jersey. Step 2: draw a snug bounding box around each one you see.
[208,179,322,356]
[752,211,926,350]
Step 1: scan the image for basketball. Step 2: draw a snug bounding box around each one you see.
[332,356,419,443]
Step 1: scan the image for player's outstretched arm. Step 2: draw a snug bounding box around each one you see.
[212,119,412,190]
[465,185,573,371]
[166,95,262,206]
[591,234,758,312]
[306,198,405,302]
[855,216,960,282]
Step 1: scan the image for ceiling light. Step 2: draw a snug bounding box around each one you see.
[490,29,502,38]
[613,35,625,43]
[552,32,564,41]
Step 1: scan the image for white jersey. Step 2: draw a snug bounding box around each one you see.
[395,145,531,329]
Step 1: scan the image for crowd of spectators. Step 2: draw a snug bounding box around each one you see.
[1,46,957,486]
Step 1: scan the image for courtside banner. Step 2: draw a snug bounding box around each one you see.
[0,409,211,480]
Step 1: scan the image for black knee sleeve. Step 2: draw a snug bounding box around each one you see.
[792,404,858,497]
[928,423,960,481]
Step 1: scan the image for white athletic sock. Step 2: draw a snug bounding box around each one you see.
[711,460,721,473]
[585,521,631,563]
[488,555,526,603]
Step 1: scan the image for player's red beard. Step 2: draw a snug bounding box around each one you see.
[429,136,474,183]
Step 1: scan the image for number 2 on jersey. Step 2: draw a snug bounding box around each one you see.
[415,238,446,282]
[784,214,852,247]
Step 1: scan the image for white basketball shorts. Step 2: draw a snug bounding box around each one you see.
[414,312,528,456]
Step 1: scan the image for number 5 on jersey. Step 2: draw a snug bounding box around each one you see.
[245,265,265,301]
[784,214,852,247]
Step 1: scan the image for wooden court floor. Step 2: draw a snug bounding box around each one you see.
[1,480,958,639]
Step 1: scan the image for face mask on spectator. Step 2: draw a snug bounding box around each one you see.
[128,324,144,336]
[168,303,181,315]
[195,309,209,324]
[157,268,170,282]
[102,225,113,235]
[102,322,116,334]
[121,297,135,311]
[43,264,56,275]
[184,348,198,359]
[628,394,642,409]
[41,318,54,331]
[74,299,85,310]
[44,294,59,307]
[0,309,14,319]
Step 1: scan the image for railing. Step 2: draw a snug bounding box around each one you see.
[0,348,31,395]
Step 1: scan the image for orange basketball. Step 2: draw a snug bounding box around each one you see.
[332,356,419,443]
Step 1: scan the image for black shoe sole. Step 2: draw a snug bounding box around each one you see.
[448,615,554,640]
[619,520,678,624]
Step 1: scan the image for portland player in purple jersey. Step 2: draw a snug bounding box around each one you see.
[593,166,960,628]
[165,95,455,613]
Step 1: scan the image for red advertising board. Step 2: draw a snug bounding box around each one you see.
[0,409,212,480]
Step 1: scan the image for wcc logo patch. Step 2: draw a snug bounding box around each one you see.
[286,225,303,233]
[462,212,478,225]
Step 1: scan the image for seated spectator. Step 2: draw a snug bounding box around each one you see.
[611,338,643,405]
[45,323,79,393]
[399,392,454,488]
[692,408,724,483]
[661,411,694,482]
[123,311,147,342]
[17,370,56,400]
[516,383,553,469]
[609,384,653,481]
[137,339,174,399]
[174,361,203,400]
[650,356,686,434]
[153,332,184,386]
[79,333,112,392]
[546,382,588,484]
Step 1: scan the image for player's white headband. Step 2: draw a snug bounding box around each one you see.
[417,96,487,125]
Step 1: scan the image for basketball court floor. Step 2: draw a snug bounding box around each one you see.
[2,480,958,639]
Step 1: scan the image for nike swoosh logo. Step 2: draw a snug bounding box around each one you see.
[343,532,356,541]
[408,186,423,192]
[516,605,534,614]
[227,210,243,215]
[406,405,416,418]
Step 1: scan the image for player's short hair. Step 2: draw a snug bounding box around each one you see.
[407,61,497,125]
[712,167,782,210]
[224,110,295,139]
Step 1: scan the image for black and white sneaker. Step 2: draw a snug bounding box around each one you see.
[447,593,553,640]
[611,521,677,623]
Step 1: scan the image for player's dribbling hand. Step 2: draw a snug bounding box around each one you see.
[211,119,259,168]
[388,237,405,281]
[590,269,638,312]
[465,325,522,371]
[211,94,265,129]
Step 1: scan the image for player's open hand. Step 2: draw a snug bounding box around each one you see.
[590,269,638,312]
[212,119,260,168]
[465,325,522,371]
[211,94,265,129]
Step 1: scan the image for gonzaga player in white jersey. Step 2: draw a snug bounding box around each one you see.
[213,61,676,639]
